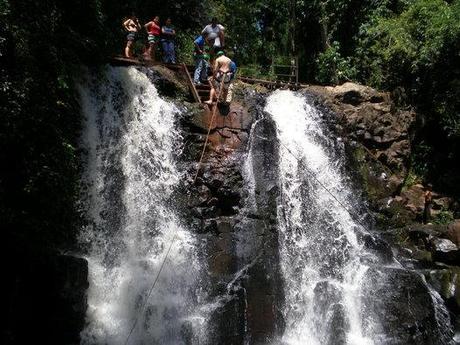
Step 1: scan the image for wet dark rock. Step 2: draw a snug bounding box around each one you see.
[362,233,394,263]
[325,303,348,345]
[144,65,188,99]
[447,220,460,246]
[424,268,460,315]
[430,238,460,265]
[362,267,453,344]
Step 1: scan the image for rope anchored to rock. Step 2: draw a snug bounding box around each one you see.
[193,76,226,183]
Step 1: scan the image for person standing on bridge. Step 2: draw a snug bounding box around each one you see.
[202,17,225,56]
[144,16,161,61]
[193,33,211,85]
[123,13,141,58]
[161,18,176,64]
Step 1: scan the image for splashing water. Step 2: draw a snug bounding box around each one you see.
[265,90,453,345]
[78,66,207,345]
[266,90,379,345]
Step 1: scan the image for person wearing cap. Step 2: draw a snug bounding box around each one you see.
[201,17,225,54]
[205,50,233,104]
[193,33,211,85]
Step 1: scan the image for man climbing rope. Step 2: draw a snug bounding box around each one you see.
[144,16,161,61]
[201,17,225,56]
[205,51,233,104]
[123,13,141,58]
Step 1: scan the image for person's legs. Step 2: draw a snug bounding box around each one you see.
[205,80,219,104]
[205,87,216,104]
[147,36,157,60]
[200,60,209,82]
[194,58,203,84]
[169,42,176,63]
[125,33,135,58]
[125,41,133,58]
[162,41,169,63]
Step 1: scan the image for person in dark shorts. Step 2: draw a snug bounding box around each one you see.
[144,16,161,61]
[123,14,141,58]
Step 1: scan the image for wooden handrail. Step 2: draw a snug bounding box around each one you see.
[181,63,201,103]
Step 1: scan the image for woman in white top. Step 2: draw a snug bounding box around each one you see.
[201,17,225,52]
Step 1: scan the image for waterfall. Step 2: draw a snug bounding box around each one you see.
[78,66,207,345]
[264,90,453,345]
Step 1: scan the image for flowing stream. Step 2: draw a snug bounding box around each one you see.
[265,90,452,345]
[78,66,207,345]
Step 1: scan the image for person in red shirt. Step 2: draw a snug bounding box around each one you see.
[144,16,161,61]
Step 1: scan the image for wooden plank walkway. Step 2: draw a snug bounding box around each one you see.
[109,57,305,102]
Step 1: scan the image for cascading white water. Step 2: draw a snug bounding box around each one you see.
[266,90,380,345]
[78,66,207,345]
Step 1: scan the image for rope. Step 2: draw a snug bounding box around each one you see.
[124,75,227,343]
[193,76,226,183]
[123,232,178,345]
[256,134,369,232]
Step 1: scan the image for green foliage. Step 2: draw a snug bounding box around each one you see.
[175,30,196,65]
[206,0,291,68]
[358,0,460,88]
[316,41,356,84]
[433,209,455,225]
[402,169,422,191]
[238,64,275,79]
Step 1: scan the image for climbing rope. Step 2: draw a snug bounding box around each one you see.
[123,232,177,345]
[193,76,226,183]
[257,134,370,232]
[124,76,226,344]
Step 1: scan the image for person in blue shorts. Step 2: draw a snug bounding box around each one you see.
[161,18,176,63]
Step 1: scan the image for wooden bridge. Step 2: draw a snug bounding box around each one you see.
[110,56,307,104]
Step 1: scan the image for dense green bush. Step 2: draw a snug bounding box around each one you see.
[316,41,356,84]
[356,0,460,195]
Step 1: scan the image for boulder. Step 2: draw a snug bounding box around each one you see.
[362,267,453,344]
[424,268,460,314]
[447,220,460,246]
[401,184,425,215]
[430,238,460,265]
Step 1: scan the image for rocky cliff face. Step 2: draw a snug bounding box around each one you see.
[173,78,460,341]
[177,87,284,343]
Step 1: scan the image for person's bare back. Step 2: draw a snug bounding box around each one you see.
[215,55,232,73]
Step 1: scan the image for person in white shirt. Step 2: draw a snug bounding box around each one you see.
[201,17,225,53]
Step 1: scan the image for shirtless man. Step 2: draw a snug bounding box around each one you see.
[123,14,141,58]
[205,51,233,104]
